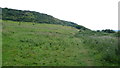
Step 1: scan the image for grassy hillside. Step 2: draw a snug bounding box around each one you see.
[0,20,2,67]
[1,8,88,30]
[2,20,119,66]
[75,30,119,65]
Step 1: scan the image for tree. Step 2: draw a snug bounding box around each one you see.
[96,30,100,32]
[101,29,115,33]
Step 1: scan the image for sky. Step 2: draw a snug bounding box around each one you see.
[0,0,119,30]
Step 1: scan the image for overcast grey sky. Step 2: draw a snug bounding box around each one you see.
[0,0,119,30]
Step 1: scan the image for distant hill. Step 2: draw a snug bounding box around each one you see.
[1,7,89,30]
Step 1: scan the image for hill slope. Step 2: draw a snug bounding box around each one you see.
[2,20,119,66]
[1,8,88,30]
[2,20,96,66]
[1,7,119,66]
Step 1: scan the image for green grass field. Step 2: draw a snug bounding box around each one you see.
[2,20,119,66]
[0,20,2,67]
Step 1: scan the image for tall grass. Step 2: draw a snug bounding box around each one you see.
[75,30,119,65]
[0,20,2,67]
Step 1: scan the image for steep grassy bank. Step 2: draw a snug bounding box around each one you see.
[2,20,119,66]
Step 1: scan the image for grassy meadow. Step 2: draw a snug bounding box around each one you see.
[0,20,2,67]
[2,20,119,66]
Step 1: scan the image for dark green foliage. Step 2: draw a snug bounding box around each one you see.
[118,31,120,37]
[0,8,2,20]
[115,31,120,37]
[96,30,100,32]
[96,29,116,33]
[101,29,115,33]
[74,25,88,30]
[2,8,88,30]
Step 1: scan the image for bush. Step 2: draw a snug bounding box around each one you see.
[101,29,115,33]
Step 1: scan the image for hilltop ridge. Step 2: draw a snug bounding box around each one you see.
[1,7,89,30]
